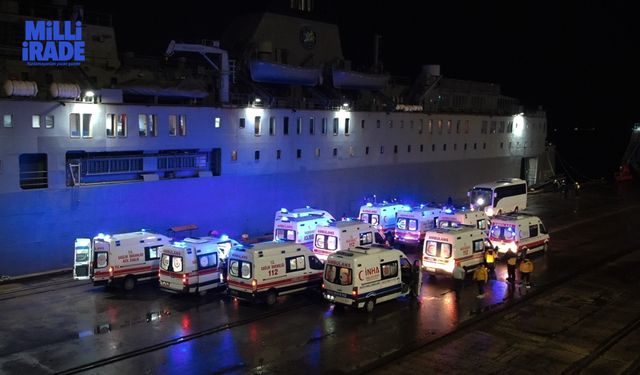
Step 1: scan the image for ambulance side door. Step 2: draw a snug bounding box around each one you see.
[73,238,92,280]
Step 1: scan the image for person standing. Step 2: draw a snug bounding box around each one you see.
[452,262,466,301]
[473,264,488,298]
[519,257,534,288]
[484,247,497,279]
[505,251,517,283]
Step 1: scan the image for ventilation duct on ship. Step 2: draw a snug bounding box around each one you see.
[3,80,38,97]
[50,83,82,99]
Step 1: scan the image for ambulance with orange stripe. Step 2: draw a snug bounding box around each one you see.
[73,231,171,291]
[227,242,325,305]
[322,246,421,313]
[422,226,493,277]
[489,213,549,257]
[158,236,240,295]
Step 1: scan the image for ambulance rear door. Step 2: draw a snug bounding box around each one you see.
[73,238,92,280]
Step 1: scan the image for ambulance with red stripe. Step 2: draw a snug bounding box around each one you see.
[227,242,325,305]
[489,213,549,257]
[358,202,405,230]
[422,226,493,277]
[273,207,335,246]
[394,204,442,245]
[158,236,240,295]
[437,208,489,230]
[312,220,375,261]
[322,246,421,313]
[73,231,171,291]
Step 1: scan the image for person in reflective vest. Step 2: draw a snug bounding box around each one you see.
[484,247,497,279]
[519,258,534,288]
[473,264,488,298]
[452,262,466,301]
[505,251,517,283]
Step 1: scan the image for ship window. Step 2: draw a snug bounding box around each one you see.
[394,145,398,154]
[117,114,127,137]
[239,118,245,129]
[178,115,186,136]
[297,117,302,134]
[214,117,221,128]
[309,117,315,134]
[270,117,276,136]
[410,120,414,128]
[333,148,338,157]
[333,117,339,135]
[231,150,238,161]
[509,142,512,149]
[281,116,286,135]
[380,146,384,154]
[464,143,468,150]
[419,120,424,134]
[82,114,92,138]
[481,121,488,134]
[277,149,282,159]
[499,121,505,133]
[456,120,460,134]
[474,143,477,150]
[400,120,404,128]
[45,115,54,129]
[349,146,354,157]
[254,150,260,160]
[432,144,435,152]
[483,143,486,149]
[169,114,177,136]
[297,149,302,159]
[428,119,433,134]
[490,121,497,134]
[465,120,470,134]
[3,114,12,128]
[453,143,457,151]
[500,142,504,149]
[447,120,452,134]
[437,120,442,134]
[388,120,393,128]
[420,144,424,152]
[442,144,447,151]
[361,119,365,129]
[32,115,40,128]
[106,114,115,137]
[70,113,80,137]
[376,119,381,128]
[315,148,320,158]
[407,145,411,153]
[344,118,350,135]
[254,116,261,136]
[507,121,513,133]
[365,146,370,155]
[19,153,48,189]
[138,114,147,136]
[322,118,327,134]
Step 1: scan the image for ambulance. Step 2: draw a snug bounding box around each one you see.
[158,236,241,295]
[358,202,406,230]
[73,231,171,290]
[273,207,335,246]
[394,204,442,245]
[323,246,421,313]
[437,208,489,230]
[488,213,550,257]
[312,220,375,261]
[227,241,325,305]
[422,226,493,277]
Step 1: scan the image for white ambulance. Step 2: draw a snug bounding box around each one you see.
[227,241,325,305]
[395,204,442,245]
[358,202,406,230]
[159,236,241,295]
[73,231,171,290]
[422,226,493,277]
[273,207,335,246]
[489,213,550,257]
[312,220,375,261]
[322,246,421,313]
[437,208,489,231]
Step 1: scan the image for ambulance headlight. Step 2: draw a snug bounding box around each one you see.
[486,207,494,216]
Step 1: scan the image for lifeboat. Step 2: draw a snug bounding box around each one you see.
[249,60,322,86]
[332,69,389,90]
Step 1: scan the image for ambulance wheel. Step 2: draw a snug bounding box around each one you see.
[266,290,277,306]
[365,299,376,313]
[123,276,137,291]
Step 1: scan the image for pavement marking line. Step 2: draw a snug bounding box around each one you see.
[550,204,640,233]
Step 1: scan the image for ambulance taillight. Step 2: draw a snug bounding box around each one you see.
[182,274,187,285]
[321,283,325,289]
[352,287,358,298]
[108,266,113,276]
[251,278,258,292]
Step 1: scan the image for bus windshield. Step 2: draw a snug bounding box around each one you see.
[469,188,493,208]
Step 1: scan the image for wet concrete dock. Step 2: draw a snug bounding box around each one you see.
[0,182,639,374]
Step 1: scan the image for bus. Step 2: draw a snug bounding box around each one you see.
[468,178,527,216]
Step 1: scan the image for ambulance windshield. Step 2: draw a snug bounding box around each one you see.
[324,265,352,285]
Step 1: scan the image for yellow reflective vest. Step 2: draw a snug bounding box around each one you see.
[519,260,534,273]
[473,266,488,282]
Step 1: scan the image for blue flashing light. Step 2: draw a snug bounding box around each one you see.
[280,208,288,213]
[444,208,453,214]
[366,202,373,207]
[220,234,229,241]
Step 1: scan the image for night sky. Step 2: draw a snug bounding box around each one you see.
[88,0,639,179]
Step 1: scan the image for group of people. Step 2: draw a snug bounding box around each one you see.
[452,247,535,300]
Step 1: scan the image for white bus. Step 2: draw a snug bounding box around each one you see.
[468,178,527,216]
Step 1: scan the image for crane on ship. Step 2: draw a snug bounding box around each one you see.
[165,40,230,103]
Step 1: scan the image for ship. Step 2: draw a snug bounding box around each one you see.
[0,1,553,276]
